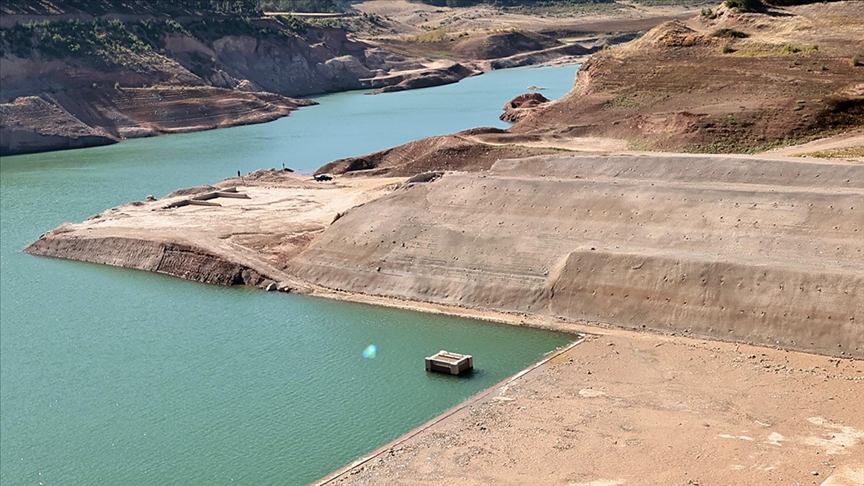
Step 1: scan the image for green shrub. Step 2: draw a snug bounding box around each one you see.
[0,19,152,59]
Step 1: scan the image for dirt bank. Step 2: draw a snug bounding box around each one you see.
[292,154,863,358]
[316,129,563,177]
[25,170,404,292]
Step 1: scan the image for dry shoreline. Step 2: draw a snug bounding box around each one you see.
[312,337,588,486]
[316,326,862,486]
[1,1,700,157]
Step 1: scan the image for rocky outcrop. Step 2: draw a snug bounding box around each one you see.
[367,62,480,94]
[500,92,550,123]
[192,28,381,97]
[487,42,598,70]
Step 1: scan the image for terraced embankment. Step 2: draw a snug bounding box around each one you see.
[26,153,863,358]
[289,154,863,357]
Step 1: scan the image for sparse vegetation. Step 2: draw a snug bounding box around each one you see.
[721,43,735,54]
[701,7,718,19]
[723,0,764,12]
[413,0,616,7]
[632,0,707,4]
[712,28,748,39]
[0,19,151,59]
[603,94,638,109]
[413,28,452,43]
[797,146,864,159]
[0,7,315,60]
[733,42,819,57]
[782,43,818,55]
[852,55,862,67]
[259,0,339,12]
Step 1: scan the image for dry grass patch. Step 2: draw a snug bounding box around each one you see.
[797,145,864,159]
[412,28,455,43]
[733,42,820,57]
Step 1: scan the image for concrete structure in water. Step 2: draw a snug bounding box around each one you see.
[425,351,474,375]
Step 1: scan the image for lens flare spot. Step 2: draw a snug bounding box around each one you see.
[362,344,378,359]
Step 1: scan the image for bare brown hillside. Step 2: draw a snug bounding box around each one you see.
[512,2,864,152]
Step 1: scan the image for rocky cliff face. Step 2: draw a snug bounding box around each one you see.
[0,88,312,156]
[0,17,476,156]
[163,27,426,98]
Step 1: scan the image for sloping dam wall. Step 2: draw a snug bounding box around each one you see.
[289,154,863,357]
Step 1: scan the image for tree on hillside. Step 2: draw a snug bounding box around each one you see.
[259,0,340,12]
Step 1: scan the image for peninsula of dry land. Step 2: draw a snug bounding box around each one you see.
[20,1,864,484]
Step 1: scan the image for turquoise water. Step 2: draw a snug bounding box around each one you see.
[0,66,578,485]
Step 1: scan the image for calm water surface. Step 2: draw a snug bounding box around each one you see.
[0,66,577,485]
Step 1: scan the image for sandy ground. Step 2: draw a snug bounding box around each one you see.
[28,171,403,289]
[318,328,863,486]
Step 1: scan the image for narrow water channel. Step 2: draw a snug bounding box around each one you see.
[0,65,578,485]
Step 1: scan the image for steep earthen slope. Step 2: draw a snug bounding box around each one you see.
[290,154,863,357]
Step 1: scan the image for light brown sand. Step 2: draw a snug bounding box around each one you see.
[318,329,863,486]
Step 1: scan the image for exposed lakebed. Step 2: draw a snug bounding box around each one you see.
[1,66,577,485]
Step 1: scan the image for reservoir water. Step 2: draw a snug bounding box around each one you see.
[0,66,578,485]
